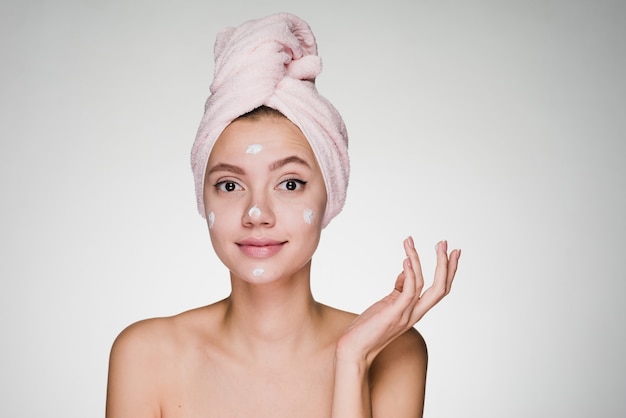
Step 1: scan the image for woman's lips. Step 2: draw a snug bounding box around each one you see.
[237,238,286,258]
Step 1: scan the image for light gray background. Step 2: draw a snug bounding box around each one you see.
[1,0,624,417]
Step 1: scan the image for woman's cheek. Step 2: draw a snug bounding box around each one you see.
[206,206,231,233]
[207,210,216,230]
[301,198,325,228]
[303,208,315,225]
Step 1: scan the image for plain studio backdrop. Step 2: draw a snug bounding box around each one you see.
[1,0,624,417]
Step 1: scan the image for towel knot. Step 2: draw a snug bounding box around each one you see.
[208,14,322,103]
[286,54,321,80]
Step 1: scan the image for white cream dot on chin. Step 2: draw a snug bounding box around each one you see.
[303,208,315,225]
[252,268,265,277]
[208,211,215,229]
[246,144,263,155]
[248,204,261,218]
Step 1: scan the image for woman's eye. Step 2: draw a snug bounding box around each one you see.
[278,179,306,191]
[215,181,242,192]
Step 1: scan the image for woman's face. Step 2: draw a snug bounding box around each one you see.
[204,116,327,284]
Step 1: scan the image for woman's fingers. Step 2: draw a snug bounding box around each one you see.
[394,238,415,300]
[445,248,461,294]
[393,270,406,293]
[411,241,461,320]
[432,240,450,296]
[392,237,461,330]
[403,236,424,297]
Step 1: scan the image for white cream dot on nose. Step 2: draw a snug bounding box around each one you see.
[248,205,261,218]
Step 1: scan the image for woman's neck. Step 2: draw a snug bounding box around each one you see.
[220,262,325,361]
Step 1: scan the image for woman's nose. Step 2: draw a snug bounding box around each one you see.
[242,198,275,227]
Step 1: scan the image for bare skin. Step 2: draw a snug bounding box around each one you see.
[106,115,460,418]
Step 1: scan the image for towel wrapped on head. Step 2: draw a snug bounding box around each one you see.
[191,13,349,228]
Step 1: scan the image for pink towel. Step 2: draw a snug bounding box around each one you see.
[191,13,349,228]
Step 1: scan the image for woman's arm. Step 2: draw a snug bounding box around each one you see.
[331,237,460,418]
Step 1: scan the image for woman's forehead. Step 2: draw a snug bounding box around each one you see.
[209,117,318,164]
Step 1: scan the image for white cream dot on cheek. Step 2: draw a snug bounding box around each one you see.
[252,268,265,277]
[208,211,215,229]
[246,144,263,155]
[248,205,261,218]
[303,209,315,225]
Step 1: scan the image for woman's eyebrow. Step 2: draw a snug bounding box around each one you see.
[269,156,311,171]
[207,163,246,175]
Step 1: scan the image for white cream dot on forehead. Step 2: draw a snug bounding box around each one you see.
[208,211,215,229]
[248,205,261,218]
[246,144,263,155]
[303,209,315,225]
[252,268,265,277]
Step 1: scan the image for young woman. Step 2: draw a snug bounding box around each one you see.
[106,14,460,418]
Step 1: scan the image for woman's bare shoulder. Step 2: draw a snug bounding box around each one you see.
[382,327,427,360]
[373,327,428,378]
[370,328,428,413]
[106,303,226,417]
[110,301,227,359]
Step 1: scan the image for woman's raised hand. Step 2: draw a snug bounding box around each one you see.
[336,236,460,365]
